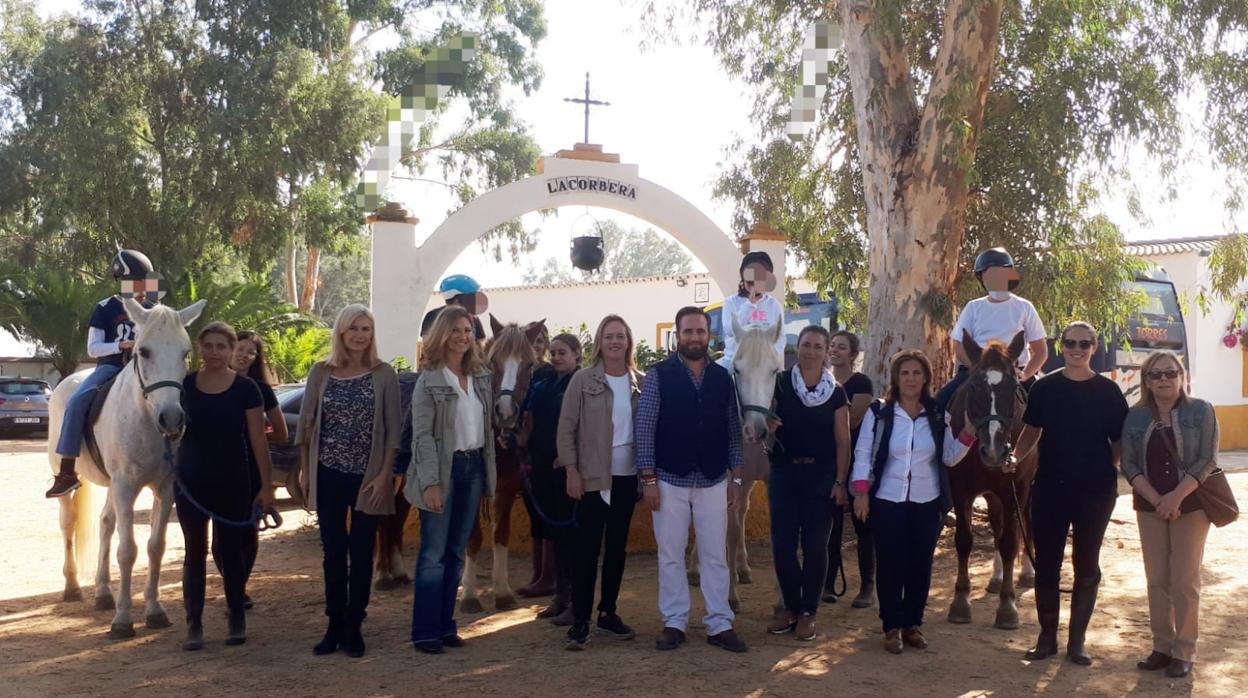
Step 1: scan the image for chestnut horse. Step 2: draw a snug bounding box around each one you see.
[459,315,544,612]
[946,330,1038,630]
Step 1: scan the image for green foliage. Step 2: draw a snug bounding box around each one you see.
[634,339,669,370]
[390,355,413,373]
[524,221,694,285]
[650,1,1248,333]
[264,326,332,383]
[0,267,113,377]
[171,276,317,366]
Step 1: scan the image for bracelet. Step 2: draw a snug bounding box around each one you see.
[641,477,658,486]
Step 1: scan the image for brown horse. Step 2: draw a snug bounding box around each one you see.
[459,315,544,613]
[374,371,421,591]
[946,330,1038,630]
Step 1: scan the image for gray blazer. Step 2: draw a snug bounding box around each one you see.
[404,366,496,511]
[1120,397,1219,485]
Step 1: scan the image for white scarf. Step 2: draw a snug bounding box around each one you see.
[791,364,838,408]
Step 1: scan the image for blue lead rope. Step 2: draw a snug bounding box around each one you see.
[163,438,282,530]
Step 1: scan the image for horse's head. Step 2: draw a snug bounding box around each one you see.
[952,329,1026,468]
[123,297,206,438]
[486,314,537,429]
[731,315,784,443]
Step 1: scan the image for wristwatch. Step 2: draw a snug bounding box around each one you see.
[731,476,744,486]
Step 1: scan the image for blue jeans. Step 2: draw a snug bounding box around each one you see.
[411,452,485,643]
[56,363,122,457]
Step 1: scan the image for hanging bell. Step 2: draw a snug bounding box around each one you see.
[570,235,604,271]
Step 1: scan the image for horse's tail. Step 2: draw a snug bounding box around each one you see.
[73,479,100,575]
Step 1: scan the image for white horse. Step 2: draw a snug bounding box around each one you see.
[48,298,206,639]
[688,317,784,612]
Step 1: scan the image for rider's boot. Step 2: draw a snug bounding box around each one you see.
[313,611,343,655]
[1066,578,1099,666]
[225,608,246,646]
[182,617,204,651]
[45,457,81,498]
[1025,586,1060,660]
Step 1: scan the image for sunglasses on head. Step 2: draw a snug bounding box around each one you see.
[1061,338,1094,350]
[1146,369,1181,380]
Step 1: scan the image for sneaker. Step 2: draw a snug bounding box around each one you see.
[655,627,686,651]
[536,598,567,620]
[766,609,798,635]
[566,622,590,651]
[550,606,575,627]
[45,473,80,498]
[440,634,465,648]
[795,614,817,641]
[707,629,748,653]
[596,613,635,640]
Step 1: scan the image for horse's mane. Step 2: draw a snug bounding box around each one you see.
[487,323,535,366]
[973,339,1013,370]
[735,324,783,369]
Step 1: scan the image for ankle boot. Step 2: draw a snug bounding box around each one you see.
[853,540,876,608]
[313,613,343,655]
[341,616,366,658]
[1025,587,1060,660]
[182,617,204,651]
[225,609,246,646]
[1066,580,1099,666]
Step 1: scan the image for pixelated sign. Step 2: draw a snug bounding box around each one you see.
[787,22,842,141]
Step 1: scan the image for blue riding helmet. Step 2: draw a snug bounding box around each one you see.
[438,274,481,300]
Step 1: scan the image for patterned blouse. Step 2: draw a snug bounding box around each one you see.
[318,372,375,475]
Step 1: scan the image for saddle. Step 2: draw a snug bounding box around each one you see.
[82,374,119,480]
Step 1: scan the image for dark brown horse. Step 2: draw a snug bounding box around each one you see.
[946,330,1038,630]
[459,315,544,613]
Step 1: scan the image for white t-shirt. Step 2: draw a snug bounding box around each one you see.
[950,294,1047,368]
[442,367,485,452]
[719,293,786,368]
[606,372,635,478]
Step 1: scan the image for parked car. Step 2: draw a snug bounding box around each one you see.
[0,377,51,436]
[269,384,305,506]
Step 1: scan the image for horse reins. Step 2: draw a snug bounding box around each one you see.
[132,354,185,399]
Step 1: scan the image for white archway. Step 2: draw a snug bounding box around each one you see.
[370,153,778,362]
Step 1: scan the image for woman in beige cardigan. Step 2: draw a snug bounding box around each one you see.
[296,304,401,659]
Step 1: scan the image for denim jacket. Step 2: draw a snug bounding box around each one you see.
[1120,397,1219,486]
[404,367,496,511]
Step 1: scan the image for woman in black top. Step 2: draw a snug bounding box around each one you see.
[1013,321,1129,666]
[825,330,876,607]
[228,330,287,608]
[517,333,581,623]
[178,321,274,651]
[764,326,850,641]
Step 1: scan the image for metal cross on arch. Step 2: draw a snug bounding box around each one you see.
[563,72,611,144]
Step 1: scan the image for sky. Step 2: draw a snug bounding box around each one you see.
[29,0,1248,292]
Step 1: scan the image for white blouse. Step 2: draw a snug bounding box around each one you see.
[850,403,971,504]
[442,367,485,452]
[719,294,786,367]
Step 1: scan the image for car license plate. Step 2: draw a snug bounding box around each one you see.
[13,417,40,424]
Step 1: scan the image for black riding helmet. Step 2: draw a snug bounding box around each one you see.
[973,247,1019,291]
[111,249,154,281]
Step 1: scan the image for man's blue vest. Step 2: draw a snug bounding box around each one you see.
[654,354,734,479]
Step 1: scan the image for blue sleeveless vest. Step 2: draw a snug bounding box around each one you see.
[654,355,733,479]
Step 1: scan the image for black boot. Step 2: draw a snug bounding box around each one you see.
[45,458,81,498]
[853,535,876,608]
[1066,580,1099,666]
[225,608,246,646]
[182,617,204,651]
[1025,587,1060,660]
[313,612,343,655]
[341,614,366,658]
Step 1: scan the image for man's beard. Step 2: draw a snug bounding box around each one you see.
[677,343,708,361]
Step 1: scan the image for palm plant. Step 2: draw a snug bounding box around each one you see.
[0,267,113,378]
[170,276,320,366]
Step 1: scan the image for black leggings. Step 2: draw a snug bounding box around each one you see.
[317,465,378,623]
[1031,482,1116,594]
[177,493,251,621]
[571,475,637,623]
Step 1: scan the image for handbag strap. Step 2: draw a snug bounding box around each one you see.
[1150,406,1184,470]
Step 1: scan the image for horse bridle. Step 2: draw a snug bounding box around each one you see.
[132,355,185,401]
[733,368,782,422]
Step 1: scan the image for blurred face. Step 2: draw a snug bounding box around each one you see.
[896,359,928,400]
[446,317,474,358]
[550,340,579,373]
[232,338,258,372]
[742,263,773,302]
[828,335,856,368]
[600,321,630,364]
[200,332,234,370]
[1146,356,1184,403]
[531,333,549,360]
[677,314,710,361]
[1060,326,1096,370]
[797,332,829,370]
[342,315,374,355]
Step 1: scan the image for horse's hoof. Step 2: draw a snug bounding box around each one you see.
[145,612,171,629]
[495,595,518,611]
[63,587,83,603]
[94,595,116,612]
[986,577,1003,594]
[687,572,701,587]
[729,598,740,613]
[107,623,136,640]
[374,577,397,592]
[460,597,484,614]
[1018,572,1036,589]
[737,569,753,585]
[947,596,972,624]
[393,574,412,586]
[994,605,1020,630]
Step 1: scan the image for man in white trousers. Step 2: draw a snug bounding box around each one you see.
[636,306,748,653]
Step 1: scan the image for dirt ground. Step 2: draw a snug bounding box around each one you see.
[2,436,1246,698]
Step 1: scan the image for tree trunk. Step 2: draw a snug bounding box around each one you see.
[839,0,1004,388]
[299,245,321,314]
[285,236,299,306]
